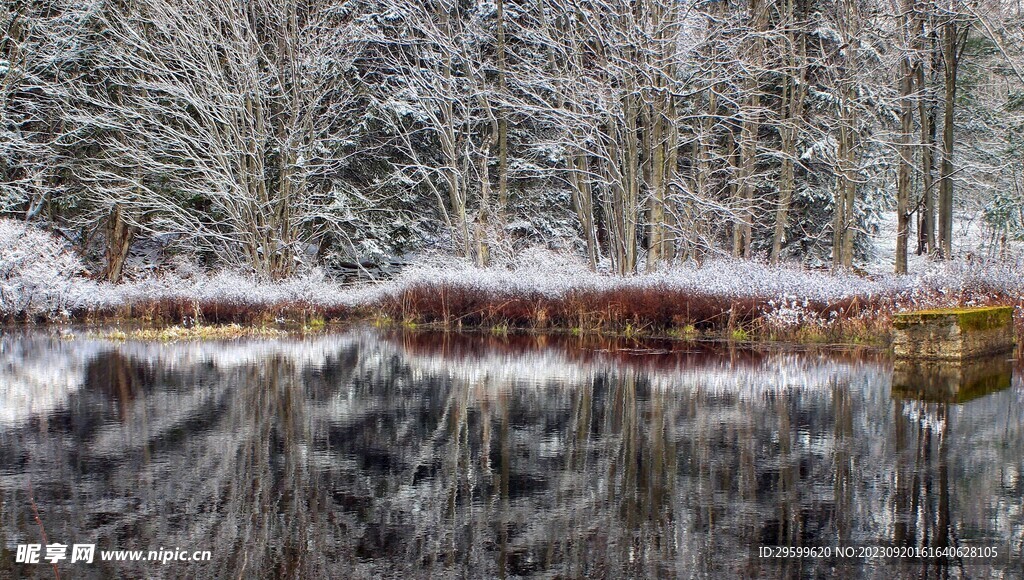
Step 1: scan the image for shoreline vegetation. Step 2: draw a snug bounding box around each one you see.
[3,226,1023,346]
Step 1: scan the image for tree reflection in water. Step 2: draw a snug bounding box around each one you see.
[0,330,1020,578]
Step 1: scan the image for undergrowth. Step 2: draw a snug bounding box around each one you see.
[4,243,1024,345]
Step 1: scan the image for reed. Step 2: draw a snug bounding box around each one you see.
[11,256,1024,346]
[89,323,286,341]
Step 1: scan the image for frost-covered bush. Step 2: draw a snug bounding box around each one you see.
[4,234,1024,331]
[372,254,1024,334]
[0,219,85,318]
[72,267,377,320]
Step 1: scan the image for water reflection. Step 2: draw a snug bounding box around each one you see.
[892,355,1013,403]
[0,330,1021,578]
[891,354,1016,578]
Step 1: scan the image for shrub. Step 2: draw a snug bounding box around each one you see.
[0,220,85,319]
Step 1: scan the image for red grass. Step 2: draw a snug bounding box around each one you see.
[377,278,1024,345]
[76,297,356,326]
[62,276,1024,346]
[383,283,820,333]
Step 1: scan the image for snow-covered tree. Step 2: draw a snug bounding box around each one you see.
[21,0,364,280]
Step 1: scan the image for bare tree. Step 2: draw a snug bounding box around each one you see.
[936,0,971,259]
[37,0,360,280]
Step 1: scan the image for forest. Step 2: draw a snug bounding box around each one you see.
[3,0,1024,336]
[3,0,1024,279]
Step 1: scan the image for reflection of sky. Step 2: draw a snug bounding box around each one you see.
[0,334,101,427]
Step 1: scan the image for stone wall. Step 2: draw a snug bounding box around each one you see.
[892,306,1014,360]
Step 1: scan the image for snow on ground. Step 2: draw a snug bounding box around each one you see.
[76,253,1024,310]
[6,253,1024,320]
[867,208,1024,275]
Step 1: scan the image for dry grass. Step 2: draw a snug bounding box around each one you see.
[89,323,287,342]
[30,258,1024,346]
[83,298,354,327]
[82,283,1024,345]
[378,279,1024,346]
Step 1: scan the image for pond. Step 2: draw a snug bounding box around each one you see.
[1,329,1021,578]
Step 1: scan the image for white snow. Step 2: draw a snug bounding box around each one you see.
[3,221,1023,327]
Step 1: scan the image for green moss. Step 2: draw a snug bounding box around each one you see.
[89,324,285,341]
[665,324,699,340]
[956,307,1013,331]
[730,328,750,341]
[306,314,326,330]
[663,325,698,340]
[795,326,829,343]
[893,306,1013,331]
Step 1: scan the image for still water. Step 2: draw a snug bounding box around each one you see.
[0,329,1021,578]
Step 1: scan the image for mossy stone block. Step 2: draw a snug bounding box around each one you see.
[892,306,1014,360]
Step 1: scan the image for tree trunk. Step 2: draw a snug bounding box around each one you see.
[733,88,760,258]
[937,12,964,259]
[475,146,492,267]
[495,0,508,215]
[621,90,640,274]
[645,90,677,271]
[834,104,856,269]
[915,5,937,256]
[896,9,916,274]
[569,154,599,269]
[103,205,137,283]
[918,83,937,256]
[771,0,806,264]
[646,103,667,270]
[733,0,765,259]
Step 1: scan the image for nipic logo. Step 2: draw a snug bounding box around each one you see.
[16,543,95,564]
[13,543,210,564]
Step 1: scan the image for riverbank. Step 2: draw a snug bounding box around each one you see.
[4,248,1023,346]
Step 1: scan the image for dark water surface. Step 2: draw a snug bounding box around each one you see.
[1,329,1021,578]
